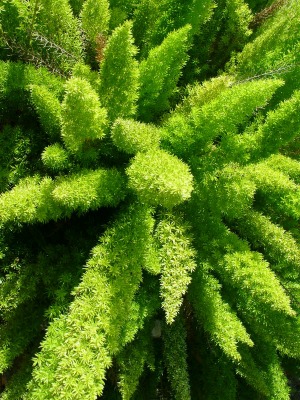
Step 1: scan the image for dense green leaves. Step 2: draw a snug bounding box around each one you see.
[190,266,253,361]
[222,90,300,163]
[0,176,58,224]
[164,78,283,157]
[41,144,69,171]
[155,213,196,323]
[111,118,161,154]
[117,326,155,400]
[126,149,194,209]
[232,0,300,85]
[138,25,191,121]
[233,210,300,278]
[132,0,213,57]
[80,0,110,44]
[99,21,139,121]
[0,169,125,224]
[52,168,126,212]
[30,84,62,139]
[218,251,295,316]
[61,77,107,154]
[163,316,191,399]
[26,204,156,399]
[1,0,300,399]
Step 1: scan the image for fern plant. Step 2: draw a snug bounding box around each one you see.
[0,0,300,399]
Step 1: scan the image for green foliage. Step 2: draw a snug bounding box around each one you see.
[61,77,107,154]
[233,0,299,77]
[138,25,191,121]
[262,154,300,183]
[30,84,62,140]
[254,90,300,155]
[126,149,194,209]
[132,0,213,57]
[245,162,300,219]
[190,265,253,361]
[245,0,268,12]
[0,0,28,46]
[117,326,155,400]
[175,75,233,114]
[0,0,83,74]
[230,0,300,101]
[222,90,300,163]
[200,163,257,218]
[68,0,85,16]
[80,0,110,44]
[26,204,156,399]
[184,0,253,82]
[52,168,126,212]
[218,251,295,316]
[0,353,32,400]
[0,176,58,224]
[0,169,125,224]
[0,125,33,191]
[237,342,291,399]
[163,315,191,399]
[1,0,300,399]
[0,61,64,123]
[99,21,139,122]
[233,209,300,278]
[111,118,161,154]
[163,78,283,157]
[155,213,196,323]
[193,347,238,400]
[29,0,83,69]
[0,301,43,374]
[41,144,69,171]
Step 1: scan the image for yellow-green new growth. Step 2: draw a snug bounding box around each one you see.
[127,149,194,209]
[99,21,139,121]
[155,213,196,323]
[111,118,161,154]
[80,0,110,44]
[61,77,107,153]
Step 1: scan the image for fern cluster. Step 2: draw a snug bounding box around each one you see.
[0,0,300,399]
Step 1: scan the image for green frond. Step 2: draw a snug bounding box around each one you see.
[1,1,300,398]
[80,0,110,44]
[0,352,33,400]
[224,90,300,163]
[155,213,196,323]
[126,149,194,209]
[111,118,161,155]
[198,163,256,218]
[238,340,290,400]
[164,78,283,157]
[41,144,69,171]
[245,163,300,219]
[117,326,155,400]
[138,25,191,121]
[0,301,44,374]
[0,169,126,225]
[218,251,295,316]
[99,21,139,122]
[163,315,191,400]
[190,266,253,361]
[0,176,58,224]
[30,84,61,140]
[61,77,107,154]
[233,210,300,278]
[52,168,126,212]
[261,154,300,184]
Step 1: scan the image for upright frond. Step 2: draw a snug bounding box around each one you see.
[99,21,139,121]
